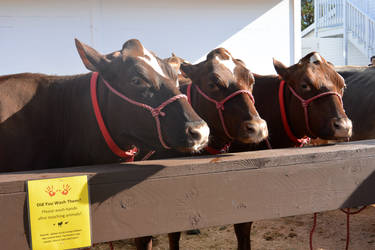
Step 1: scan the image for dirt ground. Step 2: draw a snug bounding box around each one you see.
[91,206,375,250]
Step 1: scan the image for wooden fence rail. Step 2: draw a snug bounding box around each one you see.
[1,140,375,249]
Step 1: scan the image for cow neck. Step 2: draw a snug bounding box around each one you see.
[278,79,311,147]
[185,83,231,155]
[90,72,138,161]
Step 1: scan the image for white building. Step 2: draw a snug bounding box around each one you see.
[302,0,375,66]
[0,0,301,75]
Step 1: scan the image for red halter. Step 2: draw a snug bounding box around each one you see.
[90,72,187,159]
[205,142,231,155]
[279,80,343,147]
[187,84,255,140]
[186,84,231,154]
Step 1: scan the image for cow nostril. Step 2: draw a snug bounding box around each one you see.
[187,126,201,141]
[332,118,352,138]
[333,122,341,129]
[246,124,256,134]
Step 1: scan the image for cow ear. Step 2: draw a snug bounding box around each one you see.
[121,39,145,57]
[180,62,198,78]
[75,39,108,72]
[249,72,255,85]
[273,58,288,80]
[166,54,182,73]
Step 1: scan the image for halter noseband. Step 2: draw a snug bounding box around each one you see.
[187,84,255,140]
[91,72,187,160]
[279,79,343,146]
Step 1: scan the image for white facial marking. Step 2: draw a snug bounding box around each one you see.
[112,51,121,57]
[192,123,210,152]
[257,119,269,138]
[310,53,323,63]
[216,54,237,75]
[334,119,353,138]
[245,119,269,144]
[138,46,167,78]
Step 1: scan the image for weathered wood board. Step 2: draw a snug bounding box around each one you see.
[1,140,375,249]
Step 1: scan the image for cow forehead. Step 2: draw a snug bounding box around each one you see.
[303,64,344,90]
[137,46,167,78]
[215,54,237,75]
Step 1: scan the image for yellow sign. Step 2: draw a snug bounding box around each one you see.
[27,175,91,250]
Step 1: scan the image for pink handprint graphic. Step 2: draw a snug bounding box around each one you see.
[45,186,56,197]
[61,184,71,195]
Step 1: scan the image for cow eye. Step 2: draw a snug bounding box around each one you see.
[207,82,219,91]
[208,75,221,91]
[301,83,310,91]
[131,77,141,86]
[131,77,147,88]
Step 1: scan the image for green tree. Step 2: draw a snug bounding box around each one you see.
[302,0,314,30]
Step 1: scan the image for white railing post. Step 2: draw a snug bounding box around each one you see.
[316,0,375,61]
[315,0,344,29]
[365,15,369,56]
[315,0,319,37]
[343,0,348,65]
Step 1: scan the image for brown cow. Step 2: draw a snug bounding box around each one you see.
[135,48,268,250]
[181,49,268,146]
[311,65,375,144]
[0,39,209,172]
[231,52,352,250]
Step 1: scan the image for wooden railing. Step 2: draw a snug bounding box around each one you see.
[1,140,375,249]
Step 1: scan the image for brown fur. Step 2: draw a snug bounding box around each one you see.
[0,39,206,172]
[137,49,269,250]
[230,52,352,250]
[336,66,375,140]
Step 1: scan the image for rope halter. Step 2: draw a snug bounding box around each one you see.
[91,72,187,160]
[188,84,255,140]
[279,80,343,146]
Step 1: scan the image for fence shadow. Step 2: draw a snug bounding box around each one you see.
[341,170,375,208]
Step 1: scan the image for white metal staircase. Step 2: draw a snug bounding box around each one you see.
[315,0,375,60]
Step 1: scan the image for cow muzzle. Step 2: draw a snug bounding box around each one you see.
[185,120,210,152]
[237,118,268,144]
[331,117,352,139]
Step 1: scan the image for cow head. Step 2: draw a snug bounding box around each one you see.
[180,48,268,146]
[274,52,352,140]
[75,39,209,152]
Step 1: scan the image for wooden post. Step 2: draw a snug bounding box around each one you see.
[290,0,301,65]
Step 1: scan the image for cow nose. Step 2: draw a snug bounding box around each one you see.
[187,125,202,141]
[239,118,268,143]
[332,117,352,138]
[186,120,210,151]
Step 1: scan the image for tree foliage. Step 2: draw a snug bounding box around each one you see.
[302,0,314,30]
